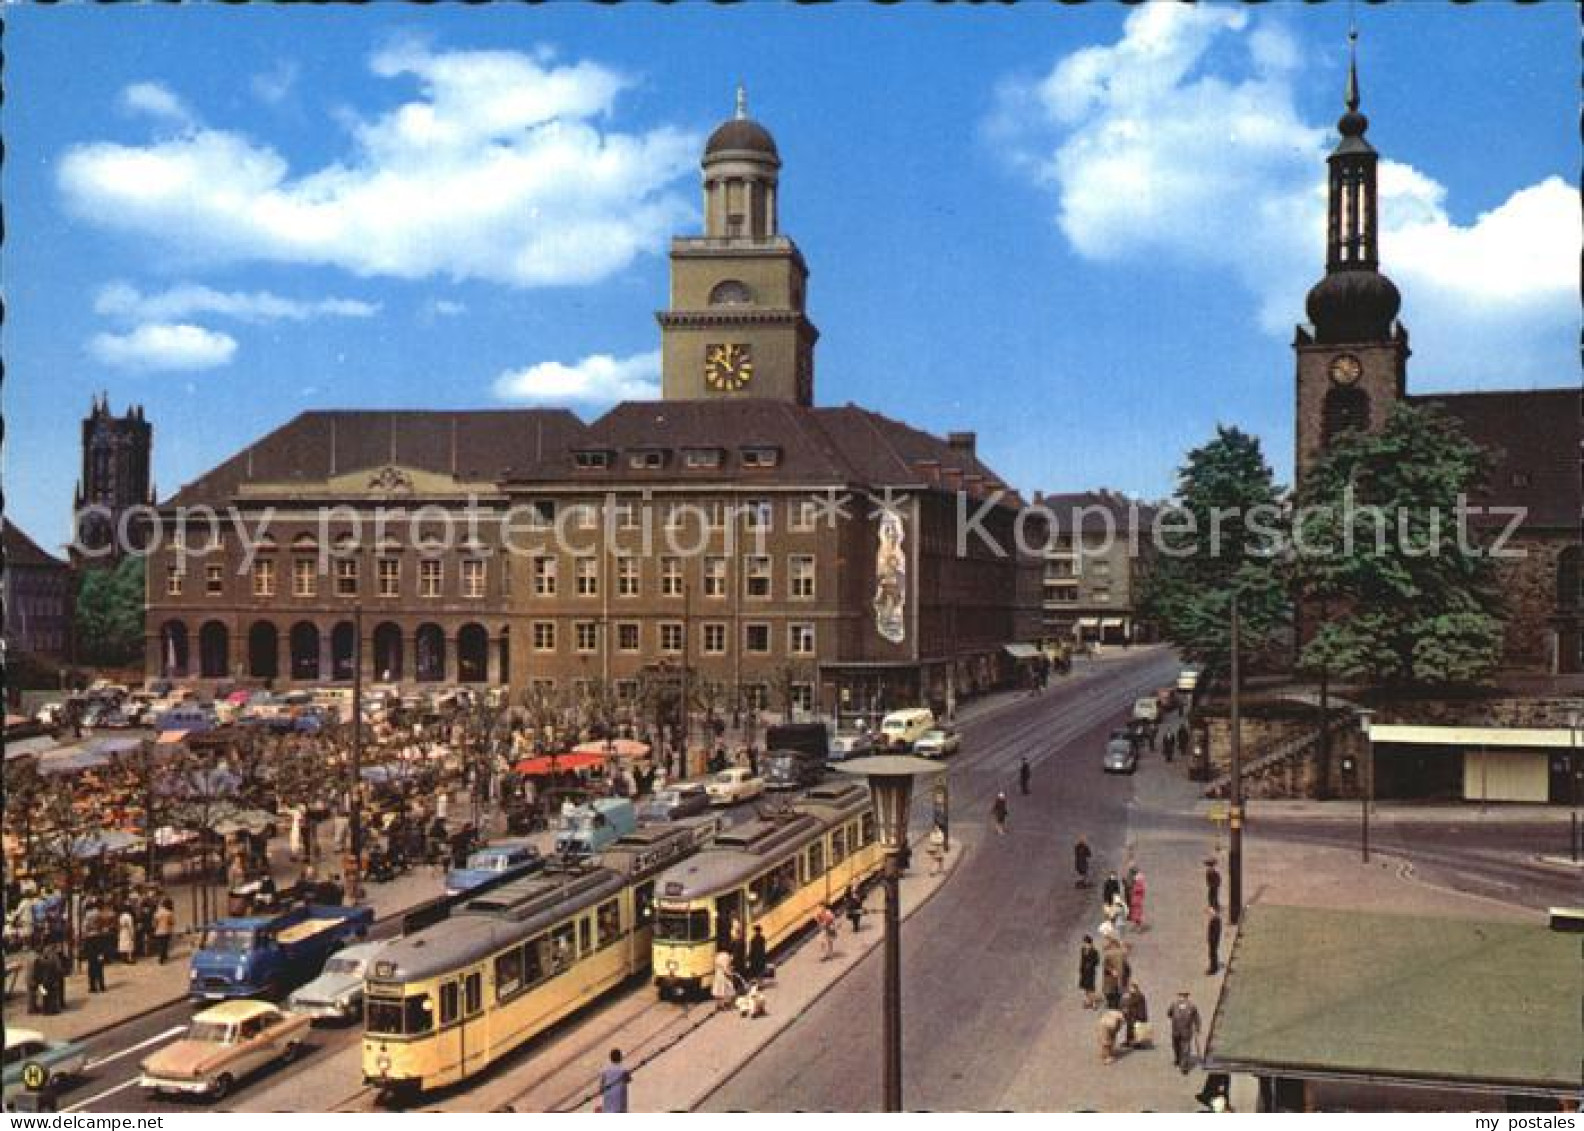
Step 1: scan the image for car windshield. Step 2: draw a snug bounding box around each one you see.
[654,909,712,942]
[199,927,254,953]
[650,791,678,805]
[713,772,737,784]
[322,956,363,976]
[187,1021,233,1043]
[921,730,945,740]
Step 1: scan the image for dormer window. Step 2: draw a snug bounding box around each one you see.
[684,448,724,470]
[574,449,612,470]
[629,449,668,471]
[741,447,781,469]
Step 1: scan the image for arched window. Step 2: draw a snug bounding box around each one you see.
[708,279,754,306]
[331,621,356,682]
[415,623,446,683]
[373,622,404,682]
[160,621,190,677]
[289,622,321,682]
[248,621,280,680]
[199,621,229,678]
[1322,386,1370,448]
[457,623,489,683]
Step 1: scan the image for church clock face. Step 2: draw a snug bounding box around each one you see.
[704,342,753,391]
[1328,353,1363,385]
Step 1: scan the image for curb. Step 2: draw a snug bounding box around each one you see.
[683,826,969,1112]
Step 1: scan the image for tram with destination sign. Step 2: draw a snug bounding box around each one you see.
[651,781,881,999]
[361,820,712,1098]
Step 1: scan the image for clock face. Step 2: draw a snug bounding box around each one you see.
[1328,353,1363,385]
[704,343,753,391]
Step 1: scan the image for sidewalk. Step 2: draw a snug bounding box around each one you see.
[15,796,516,1045]
[1247,799,1567,825]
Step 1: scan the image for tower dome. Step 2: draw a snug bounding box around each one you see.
[704,84,780,163]
[1306,269,1401,344]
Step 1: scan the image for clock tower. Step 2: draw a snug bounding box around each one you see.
[659,88,818,404]
[1294,33,1409,485]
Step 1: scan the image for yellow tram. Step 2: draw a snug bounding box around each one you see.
[651,781,882,999]
[361,821,707,1097]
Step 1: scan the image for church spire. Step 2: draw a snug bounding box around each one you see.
[735,82,748,120]
[1344,26,1360,113]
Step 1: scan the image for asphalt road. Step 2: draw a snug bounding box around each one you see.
[704,647,1180,1112]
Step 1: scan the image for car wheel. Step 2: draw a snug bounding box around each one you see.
[281,1041,301,1063]
[211,1073,234,1101]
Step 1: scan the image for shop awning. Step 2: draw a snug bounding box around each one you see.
[38,746,111,776]
[1076,617,1101,630]
[1003,643,1042,660]
[1100,618,1126,630]
[573,738,651,759]
[514,751,608,776]
[1368,723,1577,749]
[156,730,190,745]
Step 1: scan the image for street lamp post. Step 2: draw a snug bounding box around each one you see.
[835,753,940,1112]
[349,602,364,901]
[1356,707,1376,863]
[1569,711,1581,863]
[1228,590,1243,927]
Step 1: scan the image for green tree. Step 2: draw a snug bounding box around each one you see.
[1292,402,1503,688]
[75,555,146,665]
[1137,426,1290,683]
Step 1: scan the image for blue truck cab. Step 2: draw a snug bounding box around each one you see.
[554,797,637,859]
[444,839,544,896]
[188,903,373,1001]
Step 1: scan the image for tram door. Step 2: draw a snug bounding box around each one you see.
[437,979,462,1079]
[715,891,745,952]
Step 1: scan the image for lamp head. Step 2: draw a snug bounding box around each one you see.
[836,754,941,851]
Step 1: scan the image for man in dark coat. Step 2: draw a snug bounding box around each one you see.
[1073,836,1092,888]
[1167,991,1202,1073]
[1206,904,1223,975]
[1101,871,1121,908]
[746,925,767,980]
[1018,757,1031,796]
[1204,859,1221,911]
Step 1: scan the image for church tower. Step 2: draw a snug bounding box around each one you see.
[659,88,819,404]
[1294,32,1410,484]
[73,392,154,564]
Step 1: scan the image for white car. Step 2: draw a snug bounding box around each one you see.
[1132,698,1160,723]
[913,727,961,758]
[705,768,766,806]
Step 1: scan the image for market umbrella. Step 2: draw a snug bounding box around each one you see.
[572,738,650,759]
[513,751,607,776]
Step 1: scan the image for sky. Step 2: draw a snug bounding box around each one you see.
[4,3,1577,551]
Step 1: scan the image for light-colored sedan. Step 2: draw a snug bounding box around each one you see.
[140,1000,310,1100]
[913,727,961,758]
[3,1029,88,1092]
[705,768,766,806]
[286,941,389,1022]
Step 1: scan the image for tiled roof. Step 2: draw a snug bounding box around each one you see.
[2,518,67,569]
[163,410,587,508]
[1408,389,1582,531]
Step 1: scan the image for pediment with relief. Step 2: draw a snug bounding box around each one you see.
[238,464,500,501]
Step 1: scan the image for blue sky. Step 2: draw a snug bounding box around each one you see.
[5,3,1577,550]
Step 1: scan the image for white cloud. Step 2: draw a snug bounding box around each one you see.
[251,60,299,106]
[94,281,379,323]
[89,323,237,372]
[122,82,193,127]
[59,46,697,288]
[493,350,661,405]
[996,6,1579,387]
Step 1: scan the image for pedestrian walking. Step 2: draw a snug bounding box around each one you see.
[1122,981,1150,1047]
[1162,728,1176,762]
[1167,990,1203,1074]
[1206,904,1223,975]
[84,904,109,992]
[1101,870,1121,908]
[1073,836,1092,888]
[927,823,947,875]
[816,903,837,959]
[1205,858,1221,912]
[747,925,767,980]
[598,1048,631,1113]
[117,906,136,964]
[1100,938,1126,1009]
[1078,935,1100,1009]
[711,949,735,1008]
[289,806,306,861]
[1096,1008,1126,1066]
[1128,870,1147,930]
[991,791,1008,836]
[844,884,864,933]
[153,898,176,964]
[1018,757,1031,796]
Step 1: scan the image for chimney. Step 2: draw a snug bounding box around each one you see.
[947,431,977,459]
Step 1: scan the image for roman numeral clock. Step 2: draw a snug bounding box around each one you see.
[704,342,754,392]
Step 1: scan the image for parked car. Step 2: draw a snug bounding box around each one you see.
[764,747,828,791]
[705,767,766,806]
[94,708,135,730]
[32,703,65,727]
[139,1000,310,1100]
[879,708,936,751]
[1103,730,1139,774]
[3,1029,89,1092]
[913,726,961,759]
[764,722,830,765]
[1132,697,1161,724]
[637,784,711,824]
[188,902,373,1001]
[554,798,637,858]
[286,940,389,1022]
[444,840,544,896]
[827,731,874,762]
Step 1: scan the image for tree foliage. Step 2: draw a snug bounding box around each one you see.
[1292,402,1503,688]
[75,555,146,665]
[1137,426,1290,681]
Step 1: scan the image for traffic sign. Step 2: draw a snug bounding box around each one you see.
[20,1061,49,1092]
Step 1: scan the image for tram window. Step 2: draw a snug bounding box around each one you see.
[596,900,621,949]
[750,858,799,912]
[495,948,523,1001]
[439,981,459,1025]
[367,997,404,1035]
[634,881,656,925]
[831,828,848,865]
[860,813,876,846]
[549,923,576,974]
[404,994,434,1035]
[579,916,592,956]
[655,909,711,942]
[808,842,825,878]
[522,937,546,988]
[464,972,482,1015]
